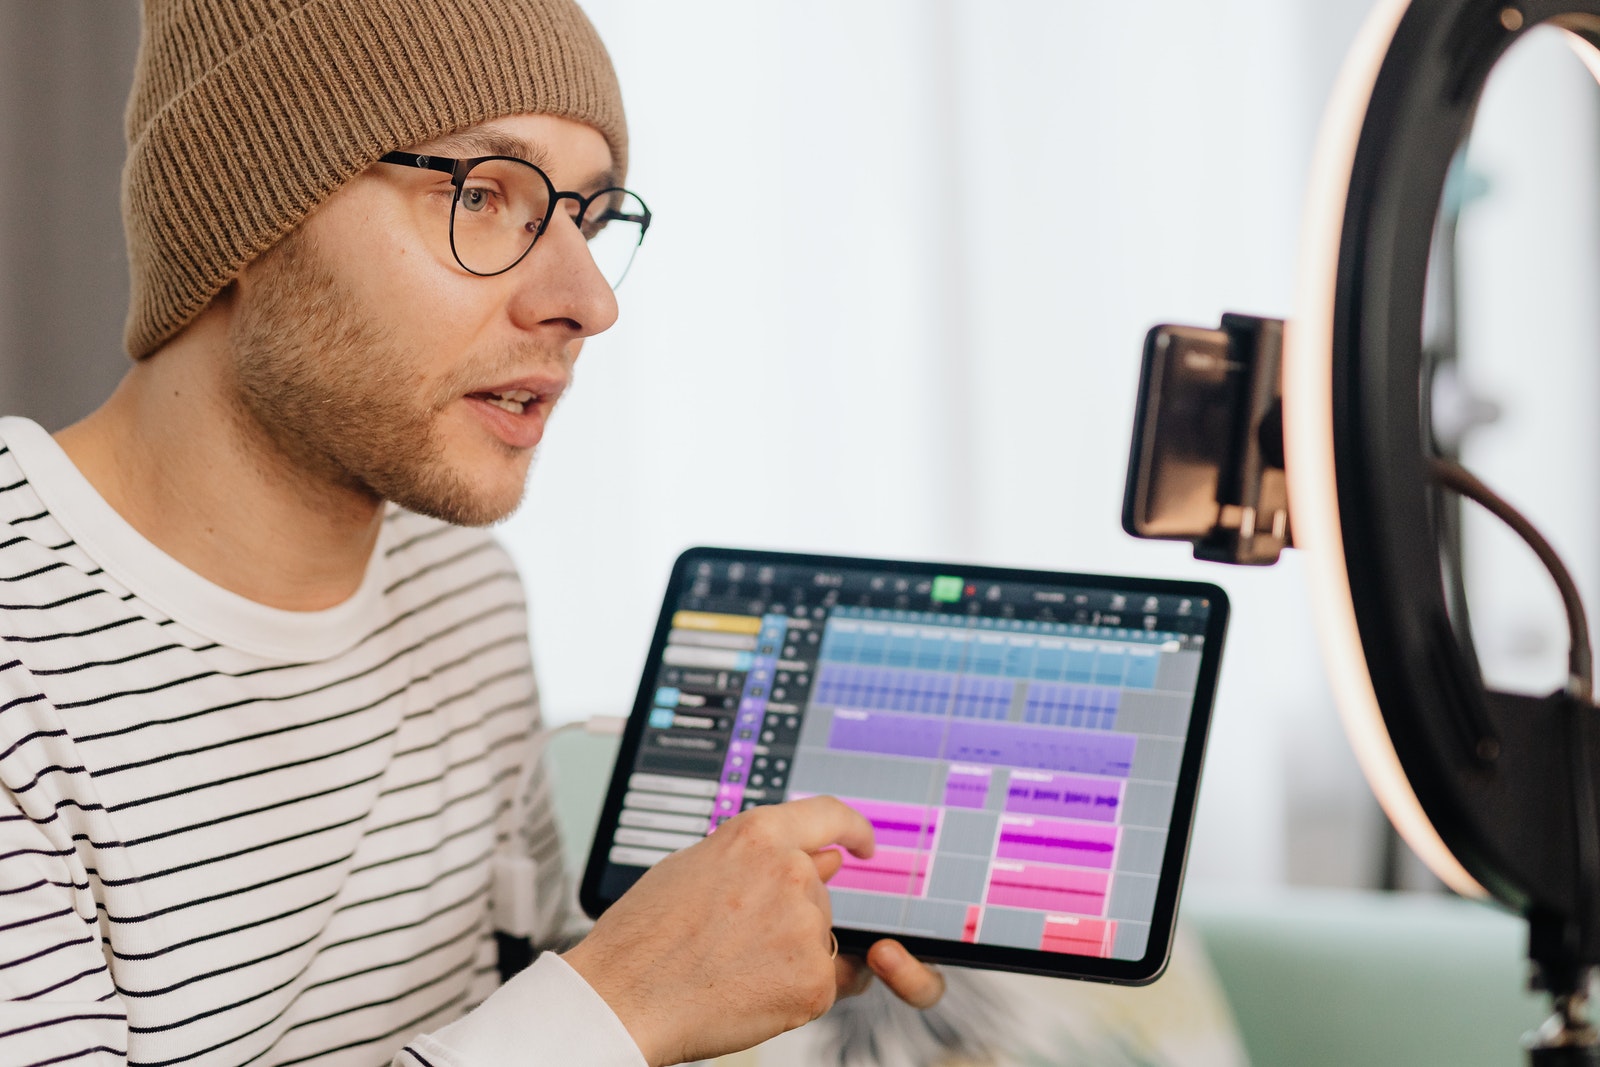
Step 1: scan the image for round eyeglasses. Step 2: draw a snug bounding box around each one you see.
[379,151,651,288]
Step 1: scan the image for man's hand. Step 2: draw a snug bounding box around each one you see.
[563,796,876,1066]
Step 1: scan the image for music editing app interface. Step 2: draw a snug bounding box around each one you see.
[599,560,1212,962]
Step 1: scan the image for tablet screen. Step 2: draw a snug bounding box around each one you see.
[580,548,1228,983]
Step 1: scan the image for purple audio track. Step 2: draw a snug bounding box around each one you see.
[827,708,1136,777]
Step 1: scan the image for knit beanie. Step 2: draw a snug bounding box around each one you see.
[121,0,628,359]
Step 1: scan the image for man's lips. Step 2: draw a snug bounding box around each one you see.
[467,372,569,406]
[462,373,568,449]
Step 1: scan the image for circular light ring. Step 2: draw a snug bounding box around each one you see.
[1283,0,1483,897]
[1286,0,1600,903]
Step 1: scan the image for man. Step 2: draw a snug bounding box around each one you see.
[0,1,943,1064]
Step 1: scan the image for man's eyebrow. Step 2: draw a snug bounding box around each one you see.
[428,129,553,170]
[582,169,621,194]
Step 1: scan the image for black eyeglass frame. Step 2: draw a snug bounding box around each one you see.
[378,150,652,283]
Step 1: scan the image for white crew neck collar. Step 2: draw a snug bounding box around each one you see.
[1,416,389,663]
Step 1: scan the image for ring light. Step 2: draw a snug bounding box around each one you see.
[1281,0,1482,899]
[1124,0,1600,1058]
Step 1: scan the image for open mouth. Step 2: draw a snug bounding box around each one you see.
[470,388,539,415]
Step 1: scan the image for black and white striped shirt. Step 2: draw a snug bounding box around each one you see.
[0,417,642,1067]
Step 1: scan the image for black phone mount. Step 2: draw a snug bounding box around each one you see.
[1122,313,1289,566]
[1119,1,1600,1061]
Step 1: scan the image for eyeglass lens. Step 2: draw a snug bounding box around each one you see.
[450,158,647,287]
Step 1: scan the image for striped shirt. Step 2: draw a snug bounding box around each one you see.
[0,417,642,1067]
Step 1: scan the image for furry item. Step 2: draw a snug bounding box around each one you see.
[715,927,1249,1067]
[815,967,1014,1066]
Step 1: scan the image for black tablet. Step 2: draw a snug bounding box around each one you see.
[578,547,1229,984]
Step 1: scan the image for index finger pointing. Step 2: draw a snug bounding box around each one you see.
[772,795,875,858]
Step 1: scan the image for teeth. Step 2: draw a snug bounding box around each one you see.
[479,388,538,416]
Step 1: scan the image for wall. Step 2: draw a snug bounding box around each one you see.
[0,2,139,431]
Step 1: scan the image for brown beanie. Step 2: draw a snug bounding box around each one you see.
[122,0,628,359]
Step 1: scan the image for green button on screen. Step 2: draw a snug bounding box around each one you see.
[931,575,963,602]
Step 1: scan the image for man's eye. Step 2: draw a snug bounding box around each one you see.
[459,187,497,213]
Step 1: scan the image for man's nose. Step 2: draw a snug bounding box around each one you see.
[506,211,620,337]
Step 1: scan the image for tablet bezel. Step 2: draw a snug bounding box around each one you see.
[578,546,1229,985]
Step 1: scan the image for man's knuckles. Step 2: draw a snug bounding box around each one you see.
[714,811,831,891]
[721,806,785,853]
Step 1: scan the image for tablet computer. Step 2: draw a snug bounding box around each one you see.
[578,547,1228,984]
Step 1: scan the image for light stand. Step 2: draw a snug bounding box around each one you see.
[1120,0,1600,1061]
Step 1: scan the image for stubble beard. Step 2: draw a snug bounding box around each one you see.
[226,228,530,528]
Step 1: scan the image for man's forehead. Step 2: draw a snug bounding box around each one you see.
[413,117,617,188]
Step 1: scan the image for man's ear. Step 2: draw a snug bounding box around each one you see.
[194,279,240,331]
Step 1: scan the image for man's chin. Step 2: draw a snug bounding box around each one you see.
[379,471,528,529]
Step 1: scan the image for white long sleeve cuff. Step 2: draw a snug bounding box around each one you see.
[406,952,647,1067]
